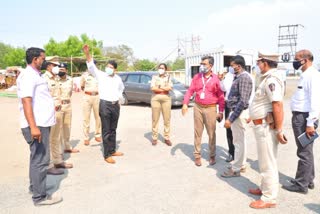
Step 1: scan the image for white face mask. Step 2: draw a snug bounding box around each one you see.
[228,66,235,75]
[105,67,114,76]
[254,66,261,76]
[52,66,60,75]
[158,69,165,75]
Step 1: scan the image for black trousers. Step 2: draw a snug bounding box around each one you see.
[225,105,234,157]
[292,112,315,189]
[99,100,120,158]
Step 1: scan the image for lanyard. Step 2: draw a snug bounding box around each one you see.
[201,74,212,92]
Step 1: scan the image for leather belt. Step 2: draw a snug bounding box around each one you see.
[154,91,169,95]
[61,100,71,105]
[196,103,217,108]
[85,91,99,96]
[252,118,265,125]
[104,100,119,105]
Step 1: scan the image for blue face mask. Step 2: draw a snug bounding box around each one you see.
[105,67,114,76]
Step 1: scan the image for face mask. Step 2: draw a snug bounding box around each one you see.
[58,72,66,77]
[229,66,235,74]
[52,66,60,75]
[158,69,165,75]
[105,67,114,75]
[293,60,304,70]
[199,65,209,73]
[40,60,47,70]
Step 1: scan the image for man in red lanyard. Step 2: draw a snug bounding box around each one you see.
[182,56,225,166]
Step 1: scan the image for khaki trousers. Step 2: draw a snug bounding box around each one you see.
[253,123,279,203]
[230,110,248,171]
[82,94,101,140]
[193,104,217,159]
[49,111,63,166]
[61,103,72,150]
[151,94,171,140]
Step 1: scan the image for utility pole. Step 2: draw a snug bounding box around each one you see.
[278,24,304,62]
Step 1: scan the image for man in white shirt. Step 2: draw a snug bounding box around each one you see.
[83,44,125,164]
[283,49,320,194]
[219,67,235,162]
[17,47,62,206]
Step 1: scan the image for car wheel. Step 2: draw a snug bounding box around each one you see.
[122,93,129,105]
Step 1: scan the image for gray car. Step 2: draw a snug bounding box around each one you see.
[118,72,189,106]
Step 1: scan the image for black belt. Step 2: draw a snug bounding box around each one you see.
[292,111,308,115]
[101,100,119,105]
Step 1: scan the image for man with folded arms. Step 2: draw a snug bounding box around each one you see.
[182,56,224,167]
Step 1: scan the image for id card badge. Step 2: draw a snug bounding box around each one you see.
[200,92,205,99]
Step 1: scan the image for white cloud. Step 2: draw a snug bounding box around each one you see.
[193,0,320,60]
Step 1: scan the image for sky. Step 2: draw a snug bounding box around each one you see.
[1,0,319,62]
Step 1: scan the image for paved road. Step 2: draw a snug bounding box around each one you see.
[0,79,319,214]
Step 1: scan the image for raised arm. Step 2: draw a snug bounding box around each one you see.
[82,44,102,78]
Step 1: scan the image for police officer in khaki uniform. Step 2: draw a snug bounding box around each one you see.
[58,63,79,154]
[43,61,72,173]
[80,71,101,146]
[248,53,287,209]
[150,63,173,146]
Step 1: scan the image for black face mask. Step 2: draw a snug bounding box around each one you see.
[293,60,304,70]
[40,60,47,70]
[58,72,66,77]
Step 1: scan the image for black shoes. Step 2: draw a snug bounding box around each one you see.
[290,179,314,190]
[282,184,308,194]
[225,154,233,162]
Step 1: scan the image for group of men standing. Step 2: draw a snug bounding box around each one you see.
[180,50,320,209]
[17,46,319,209]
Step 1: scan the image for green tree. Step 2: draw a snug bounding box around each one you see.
[134,59,157,71]
[0,42,13,68]
[171,57,185,70]
[103,44,134,71]
[44,33,103,57]
[2,47,26,67]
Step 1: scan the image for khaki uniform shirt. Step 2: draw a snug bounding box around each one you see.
[43,71,61,107]
[150,73,173,89]
[249,68,284,120]
[80,72,98,92]
[59,76,73,101]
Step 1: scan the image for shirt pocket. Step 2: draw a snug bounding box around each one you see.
[294,86,304,101]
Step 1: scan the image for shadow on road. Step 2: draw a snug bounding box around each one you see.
[304,203,320,213]
[144,132,165,145]
[46,169,69,196]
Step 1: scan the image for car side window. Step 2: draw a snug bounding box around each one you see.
[126,74,140,83]
[120,74,127,82]
[140,75,151,84]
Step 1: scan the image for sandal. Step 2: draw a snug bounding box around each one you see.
[221,169,240,178]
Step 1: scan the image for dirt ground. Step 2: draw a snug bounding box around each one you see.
[0,78,319,214]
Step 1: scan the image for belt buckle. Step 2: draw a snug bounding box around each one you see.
[91,92,96,96]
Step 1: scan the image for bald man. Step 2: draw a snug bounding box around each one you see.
[283,50,320,194]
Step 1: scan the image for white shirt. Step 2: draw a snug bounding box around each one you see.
[291,66,320,126]
[220,72,234,100]
[17,65,55,128]
[86,60,124,102]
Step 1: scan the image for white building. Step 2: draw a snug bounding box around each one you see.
[185,47,257,85]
